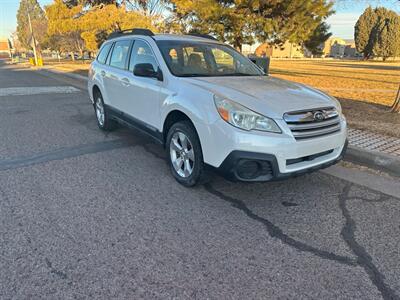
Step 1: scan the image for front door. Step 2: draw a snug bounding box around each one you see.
[123,39,161,130]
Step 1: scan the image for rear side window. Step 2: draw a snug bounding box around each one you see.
[109,40,131,69]
[97,43,112,64]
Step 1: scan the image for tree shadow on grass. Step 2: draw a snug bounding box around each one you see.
[339,97,400,138]
[270,68,398,85]
[310,62,400,72]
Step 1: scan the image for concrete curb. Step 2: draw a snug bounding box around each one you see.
[344,145,400,177]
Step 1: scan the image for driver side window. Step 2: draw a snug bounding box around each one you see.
[211,48,234,70]
[129,40,158,72]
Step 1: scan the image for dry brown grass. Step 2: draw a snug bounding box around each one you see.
[270,60,400,106]
[270,60,400,137]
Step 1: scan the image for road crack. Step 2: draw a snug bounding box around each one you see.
[339,184,399,300]
[203,183,357,267]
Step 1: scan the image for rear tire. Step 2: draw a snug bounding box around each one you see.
[93,91,116,131]
[166,121,205,187]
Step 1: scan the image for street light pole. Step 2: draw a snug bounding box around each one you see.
[27,11,39,66]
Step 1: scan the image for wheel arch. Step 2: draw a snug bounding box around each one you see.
[92,84,101,99]
[162,110,197,144]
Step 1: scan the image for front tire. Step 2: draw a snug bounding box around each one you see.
[93,91,116,131]
[166,121,204,187]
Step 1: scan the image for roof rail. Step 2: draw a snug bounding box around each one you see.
[108,28,154,40]
[187,32,218,41]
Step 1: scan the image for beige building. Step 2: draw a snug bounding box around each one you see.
[321,37,359,58]
[255,41,304,58]
[0,38,11,58]
[242,37,360,59]
[321,37,346,57]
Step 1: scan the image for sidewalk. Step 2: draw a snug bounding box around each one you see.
[35,64,400,177]
[346,129,400,177]
[348,129,400,157]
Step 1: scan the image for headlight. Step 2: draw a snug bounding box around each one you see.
[332,97,343,116]
[214,95,281,133]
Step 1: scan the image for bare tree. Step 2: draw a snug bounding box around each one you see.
[126,0,167,16]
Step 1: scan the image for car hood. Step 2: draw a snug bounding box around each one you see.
[180,76,337,119]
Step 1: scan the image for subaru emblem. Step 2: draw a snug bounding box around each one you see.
[313,111,325,121]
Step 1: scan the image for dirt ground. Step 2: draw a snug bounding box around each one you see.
[270,60,400,137]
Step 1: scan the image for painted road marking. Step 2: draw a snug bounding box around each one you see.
[0,86,80,97]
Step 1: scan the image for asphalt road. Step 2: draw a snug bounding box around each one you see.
[0,60,399,300]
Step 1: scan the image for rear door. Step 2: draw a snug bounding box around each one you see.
[103,39,132,112]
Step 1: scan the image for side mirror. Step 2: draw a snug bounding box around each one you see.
[133,63,163,81]
[248,55,270,75]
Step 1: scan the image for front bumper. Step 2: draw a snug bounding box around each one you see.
[217,140,348,182]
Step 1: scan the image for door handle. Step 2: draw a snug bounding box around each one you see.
[121,78,130,86]
[100,70,106,77]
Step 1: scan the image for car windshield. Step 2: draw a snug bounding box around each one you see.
[156,40,264,77]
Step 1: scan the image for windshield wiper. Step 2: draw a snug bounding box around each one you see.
[218,73,259,77]
[179,74,213,77]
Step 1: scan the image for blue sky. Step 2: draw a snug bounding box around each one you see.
[1,0,399,40]
[327,0,400,39]
[0,0,53,38]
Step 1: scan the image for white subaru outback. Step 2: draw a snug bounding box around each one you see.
[88,28,347,186]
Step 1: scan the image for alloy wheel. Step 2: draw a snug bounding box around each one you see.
[95,97,105,126]
[170,132,195,178]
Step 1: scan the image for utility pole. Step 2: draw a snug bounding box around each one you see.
[27,11,39,66]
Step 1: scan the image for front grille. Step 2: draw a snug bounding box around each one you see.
[284,107,341,140]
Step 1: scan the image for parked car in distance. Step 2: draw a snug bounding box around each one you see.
[66,53,79,60]
[88,28,348,187]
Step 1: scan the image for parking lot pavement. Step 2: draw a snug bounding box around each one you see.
[0,61,399,299]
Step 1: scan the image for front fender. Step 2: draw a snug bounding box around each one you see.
[160,89,219,166]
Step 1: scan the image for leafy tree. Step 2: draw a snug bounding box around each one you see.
[355,6,400,60]
[46,0,156,56]
[355,7,378,59]
[78,3,156,51]
[304,22,332,56]
[251,0,334,49]
[371,7,400,61]
[46,0,86,58]
[169,0,333,51]
[16,0,46,49]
